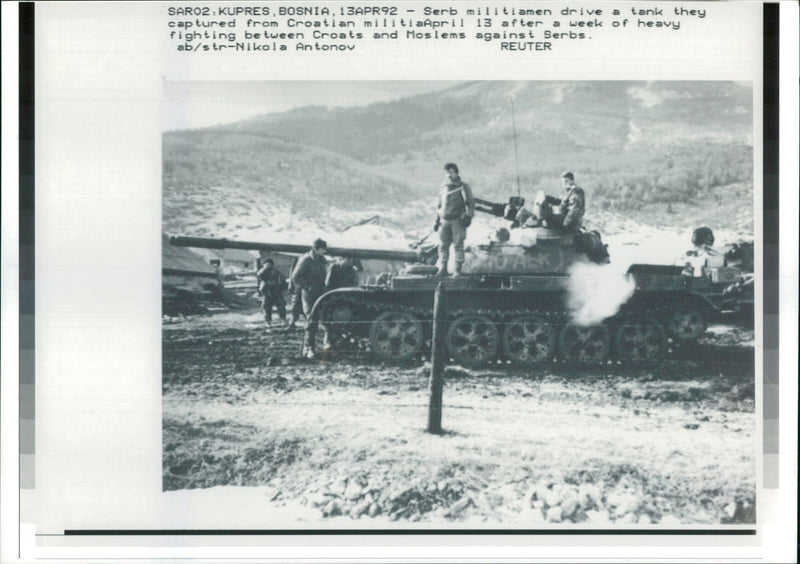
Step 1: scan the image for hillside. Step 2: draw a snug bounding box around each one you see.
[163,81,754,241]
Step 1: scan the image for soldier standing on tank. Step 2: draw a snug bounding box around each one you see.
[256,258,287,329]
[291,238,328,359]
[434,163,475,277]
[549,171,585,232]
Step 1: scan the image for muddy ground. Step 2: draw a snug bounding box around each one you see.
[162,308,756,527]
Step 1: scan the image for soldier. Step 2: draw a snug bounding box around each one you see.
[291,238,328,359]
[549,172,585,232]
[284,276,305,332]
[325,256,359,290]
[321,256,360,352]
[434,162,475,277]
[256,258,286,329]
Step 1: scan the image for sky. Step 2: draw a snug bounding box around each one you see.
[162,81,461,131]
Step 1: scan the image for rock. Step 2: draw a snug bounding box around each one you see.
[497,484,521,510]
[545,488,562,508]
[329,480,347,496]
[578,484,602,509]
[637,514,652,525]
[528,507,546,523]
[350,499,371,519]
[560,486,579,503]
[546,506,563,523]
[660,514,681,525]
[618,512,637,524]
[586,509,610,524]
[572,509,589,523]
[535,481,552,503]
[344,482,363,500]
[388,507,407,521]
[533,500,545,510]
[444,496,472,517]
[609,492,640,516]
[561,497,579,519]
[306,492,329,508]
[388,485,414,503]
[368,503,381,517]
[323,499,342,517]
[723,502,737,519]
[443,365,471,379]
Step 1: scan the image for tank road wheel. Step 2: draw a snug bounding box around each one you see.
[613,317,666,361]
[368,311,424,362]
[502,316,556,365]
[446,314,500,367]
[559,323,611,364]
[666,305,707,341]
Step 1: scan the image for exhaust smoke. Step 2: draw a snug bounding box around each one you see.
[566,262,636,326]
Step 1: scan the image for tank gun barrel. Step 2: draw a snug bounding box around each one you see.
[474,196,526,221]
[473,198,506,217]
[169,235,420,263]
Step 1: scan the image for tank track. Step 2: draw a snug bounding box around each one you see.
[316,292,703,367]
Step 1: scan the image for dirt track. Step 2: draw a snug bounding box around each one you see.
[162,308,756,526]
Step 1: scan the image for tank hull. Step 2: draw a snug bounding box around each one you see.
[312,270,720,366]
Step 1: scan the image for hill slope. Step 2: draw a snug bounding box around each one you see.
[163,81,754,241]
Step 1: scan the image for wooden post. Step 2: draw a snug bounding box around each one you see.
[427,282,447,434]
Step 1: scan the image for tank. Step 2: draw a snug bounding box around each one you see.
[169,197,753,366]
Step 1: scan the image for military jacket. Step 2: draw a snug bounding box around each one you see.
[291,251,328,295]
[257,265,284,294]
[559,185,585,230]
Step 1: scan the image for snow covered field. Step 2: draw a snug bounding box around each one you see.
[162,313,755,528]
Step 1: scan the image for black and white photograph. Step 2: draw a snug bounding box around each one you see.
[6,0,799,560]
[161,80,757,527]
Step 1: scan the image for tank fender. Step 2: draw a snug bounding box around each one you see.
[309,287,375,319]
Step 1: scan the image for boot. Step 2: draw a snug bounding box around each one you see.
[451,262,463,278]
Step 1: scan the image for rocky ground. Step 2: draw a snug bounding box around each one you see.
[162,309,756,527]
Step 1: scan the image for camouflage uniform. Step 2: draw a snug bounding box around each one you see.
[256,263,286,324]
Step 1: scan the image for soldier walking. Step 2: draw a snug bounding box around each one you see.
[291,238,328,359]
[256,258,286,329]
[434,162,475,277]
